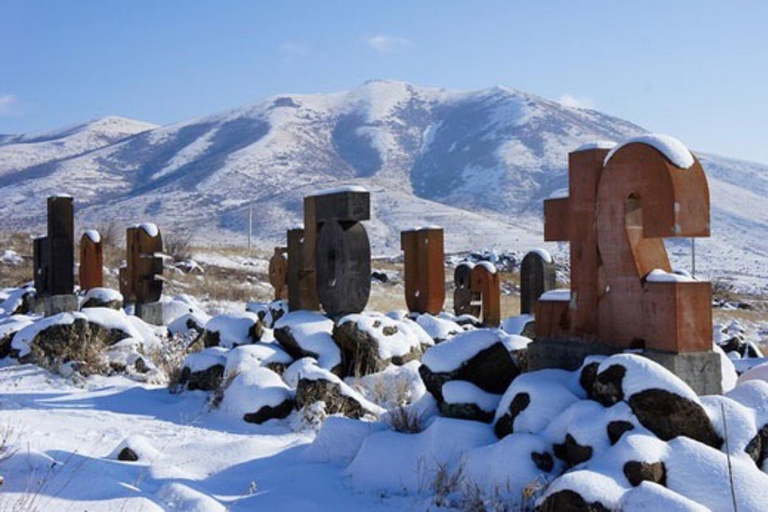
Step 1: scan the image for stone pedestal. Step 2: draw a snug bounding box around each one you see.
[528,338,722,395]
[135,301,164,326]
[44,294,79,317]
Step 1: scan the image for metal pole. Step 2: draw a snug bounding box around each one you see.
[248,201,253,252]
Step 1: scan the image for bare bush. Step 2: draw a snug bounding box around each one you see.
[384,406,425,434]
[164,227,194,262]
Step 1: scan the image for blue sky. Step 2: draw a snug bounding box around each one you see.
[1,1,767,163]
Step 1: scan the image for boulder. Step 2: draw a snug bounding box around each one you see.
[0,315,34,359]
[81,288,123,310]
[591,355,722,449]
[606,420,635,445]
[179,347,228,391]
[439,380,500,423]
[495,392,530,438]
[274,311,341,373]
[218,367,294,424]
[419,329,529,408]
[537,490,611,512]
[333,313,424,376]
[623,460,666,487]
[412,313,462,343]
[203,312,264,348]
[287,359,383,419]
[745,424,768,466]
[553,433,593,467]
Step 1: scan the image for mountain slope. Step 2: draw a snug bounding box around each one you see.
[0,81,766,290]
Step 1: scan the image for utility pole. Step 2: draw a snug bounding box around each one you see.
[248,201,253,252]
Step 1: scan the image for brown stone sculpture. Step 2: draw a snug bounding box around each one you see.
[287,188,372,316]
[453,262,480,318]
[119,224,164,304]
[470,263,501,327]
[79,231,104,291]
[269,247,289,300]
[520,250,555,315]
[314,189,371,317]
[537,141,711,354]
[34,196,75,297]
[401,227,445,315]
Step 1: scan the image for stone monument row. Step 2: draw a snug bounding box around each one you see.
[530,139,720,394]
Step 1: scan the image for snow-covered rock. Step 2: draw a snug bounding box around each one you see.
[81,287,123,310]
[218,367,294,424]
[180,347,228,391]
[203,312,263,348]
[274,311,340,373]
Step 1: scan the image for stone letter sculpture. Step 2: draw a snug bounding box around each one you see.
[401,227,445,315]
[470,262,501,327]
[537,139,711,354]
[79,230,104,291]
[520,250,555,315]
[120,224,164,304]
[453,262,480,318]
[313,188,371,316]
[34,196,75,298]
[268,247,289,301]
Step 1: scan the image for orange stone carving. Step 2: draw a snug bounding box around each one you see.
[401,227,445,315]
[269,247,289,301]
[537,142,712,353]
[470,263,501,327]
[79,232,103,291]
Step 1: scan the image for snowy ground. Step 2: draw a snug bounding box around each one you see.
[0,363,419,511]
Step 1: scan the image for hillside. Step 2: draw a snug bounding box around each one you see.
[1,80,767,290]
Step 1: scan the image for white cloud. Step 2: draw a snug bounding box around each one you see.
[558,94,596,110]
[365,35,412,54]
[279,42,310,56]
[0,94,19,116]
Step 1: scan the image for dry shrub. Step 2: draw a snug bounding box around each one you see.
[384,406,425,434]
[164,227,194,262]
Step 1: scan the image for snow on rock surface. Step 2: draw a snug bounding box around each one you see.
[646,268,695,283]
[218,367,294,424]
[574,140,617,152]
[274,311,340,371]
[442,380,501,413]
[204,311,263,348]
[337,312,423,360]
[83,229,101,243]
[410,313,462,342]
[605,133,695,169]
[421,328,528,373]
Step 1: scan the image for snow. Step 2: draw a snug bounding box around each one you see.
[574,140,617,152]
[346,417,496,492]
[539,289,571,301]
[442,380,501,412]
[605,133,695,169]
[501,314,534,335]
[274,311,340,370]
[547,188,569,199]
[620,481,709,512]
[306,185,368,197]
[598,353,699,401]
[223,342,293,377]
[83,229,101,243]
[82,287,123,305]
[475,260,497,274]
[218,367,292,419]
[183,347,228,373]
[422,328,507,373]
[1,249,23,265]
[646,268,695,282]
[539,470,625,509]
[109,434,163,462]
[137,222,159,237]
[205,312,262,348]
[410,313,462,341]
[526,248,553,263]
[303,416,387,466]
[737,360,768,387]
[338,313,421,360]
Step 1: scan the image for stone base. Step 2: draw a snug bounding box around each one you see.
[43,294,79,317]
[528,338,723,395]
[135,302,164,326]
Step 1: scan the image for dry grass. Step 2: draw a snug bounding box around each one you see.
[384,406,425,434]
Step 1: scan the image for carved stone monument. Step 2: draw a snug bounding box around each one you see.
[530,138,720,394]
[453,262,480,318]
[401,227,445,315]
[119,224,164,325]
[287,188,371,316]
[520,250,555,315]
[470,263,501,327]
[79,230,104,292]
[34,196,78,316]
[269,247,289,301]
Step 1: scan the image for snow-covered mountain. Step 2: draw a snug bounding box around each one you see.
[1,80,767,290]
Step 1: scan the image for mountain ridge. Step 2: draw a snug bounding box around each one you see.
[1,80,767,290]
